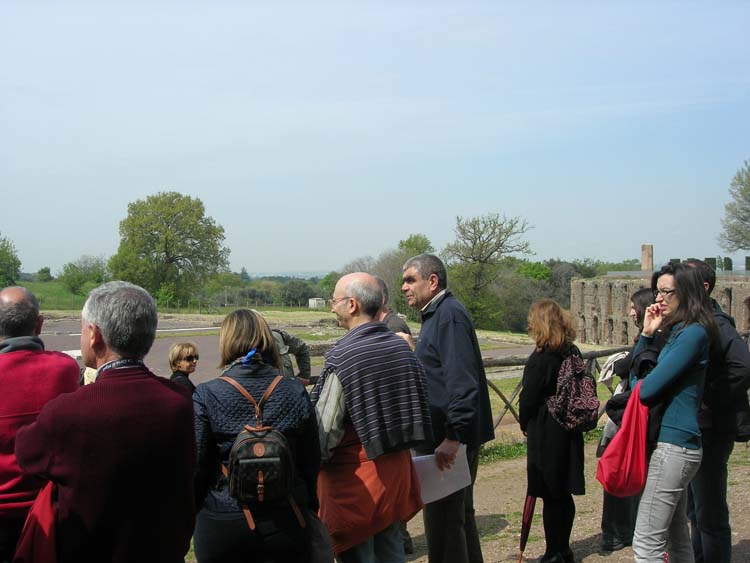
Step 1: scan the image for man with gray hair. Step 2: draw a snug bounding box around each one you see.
[15,281,196,563]
[401,254,494,563]
[0,287,79,562]
[312,272,432,562]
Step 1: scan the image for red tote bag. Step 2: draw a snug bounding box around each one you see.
[13,481,57,563]
[596,381,649,497]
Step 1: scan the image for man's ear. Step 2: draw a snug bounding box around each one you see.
[348,297,359,316]
[88,323,105,353]
[34,315,44,336]
[428,273,440,292]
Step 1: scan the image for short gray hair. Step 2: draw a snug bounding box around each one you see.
[0,287,39,338]
[82,281,157,359]
[403,253,447,290]
[345,276,383,318]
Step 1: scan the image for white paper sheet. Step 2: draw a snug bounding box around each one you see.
[412,444,471,504]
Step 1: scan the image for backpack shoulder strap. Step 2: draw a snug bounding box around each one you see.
[219,376,259,407]
[257,376,284,412]
[219,376,262,423]
[219,375,284,426]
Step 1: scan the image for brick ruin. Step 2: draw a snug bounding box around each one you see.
[570,276,750,345]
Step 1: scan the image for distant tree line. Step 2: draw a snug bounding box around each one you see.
[5,154,750,329]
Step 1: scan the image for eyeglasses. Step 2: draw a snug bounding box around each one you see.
[184,355,199,362]
[653,288,676,299]
[330,296,351,306]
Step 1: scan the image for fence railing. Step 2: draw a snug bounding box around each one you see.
[309,342,632,430]
[484,347,631,430]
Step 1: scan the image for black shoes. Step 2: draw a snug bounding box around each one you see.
[600,541,627,551]
[540,549,575,563]
[600,537,630,552]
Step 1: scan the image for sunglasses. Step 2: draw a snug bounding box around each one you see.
[184,355,200,362]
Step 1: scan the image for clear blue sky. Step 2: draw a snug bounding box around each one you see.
[2,1,749,275]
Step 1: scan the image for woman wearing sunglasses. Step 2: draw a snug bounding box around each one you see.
[169,342,200,393]
[631,262,719,562]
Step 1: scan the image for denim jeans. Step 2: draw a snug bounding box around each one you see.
[687,429,735,563]
[339,520,405,563]
[633,442,702,563]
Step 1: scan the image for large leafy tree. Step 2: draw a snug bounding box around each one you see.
[442,213,532,327]
[719,159,750,252]
[109,192,229,300]
[0,232,21,287]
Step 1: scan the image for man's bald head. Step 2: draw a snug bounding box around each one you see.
[0,286,42,339]
[336,273,383,319]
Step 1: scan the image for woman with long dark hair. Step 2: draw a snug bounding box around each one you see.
[519,299,584,563]
[631,263,719,562]
[598,287,654,552]
[192,309,322,563]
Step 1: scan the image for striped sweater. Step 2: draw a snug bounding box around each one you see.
[311,322,433,460]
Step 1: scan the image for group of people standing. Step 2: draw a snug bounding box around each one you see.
[2,254,747,563]
[0,253,495,563]
[520,259,750,563]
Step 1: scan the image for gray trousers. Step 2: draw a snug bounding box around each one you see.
[633,442,702,563]
[422,447,483,563]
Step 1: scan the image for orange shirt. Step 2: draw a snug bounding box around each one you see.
[317,426,423,554]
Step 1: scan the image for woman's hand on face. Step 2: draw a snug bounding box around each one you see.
[641,303,663,337]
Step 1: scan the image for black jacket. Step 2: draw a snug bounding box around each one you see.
[415,291,494,450]
[605,333,666,453]
[170,371,196,394]
[701,300,750,437]
[520,348,585,497]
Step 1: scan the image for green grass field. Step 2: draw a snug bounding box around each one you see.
[22,281,92,310]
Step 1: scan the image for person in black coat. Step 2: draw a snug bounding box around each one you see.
[519,299,584,563]
[598,288,654,552]
[685,260,750,563]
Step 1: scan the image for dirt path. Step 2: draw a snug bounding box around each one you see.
[403,440,750,562]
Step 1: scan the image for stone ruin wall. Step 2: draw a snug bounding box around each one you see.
[570,276,750,345]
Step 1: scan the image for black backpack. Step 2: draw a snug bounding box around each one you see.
[219,375,305,530]
[545,349,600,433]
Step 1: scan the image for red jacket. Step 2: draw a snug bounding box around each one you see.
[0,346,79,519]
[15,366,196,563]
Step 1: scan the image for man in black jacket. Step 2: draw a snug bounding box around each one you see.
[401,254,494,563]
[685,260,750,563]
